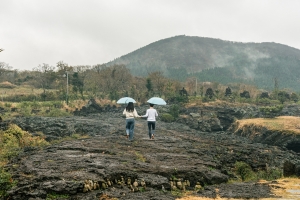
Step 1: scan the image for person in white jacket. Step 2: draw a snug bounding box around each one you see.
[142,103,158,139]
[123,102,140,141]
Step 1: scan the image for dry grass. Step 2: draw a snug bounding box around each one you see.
[0,86,45,97]
[236,116,300,134]
[176,178,300,200]
[266,178,300,199]
[0,81,17,88]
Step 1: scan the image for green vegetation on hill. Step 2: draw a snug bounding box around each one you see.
[1,36,300,106]
[107,35,300,91]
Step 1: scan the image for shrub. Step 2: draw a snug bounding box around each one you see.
[18,106,32,117]
[40,91,59,101]
[260,105,283,118]
[202,96,213,102]
[4,103,12,108]
[290,93,299,103]
[160,113,174,122]
[52,101,64,108]
[256,168,282,181]
[238,97,253,104]
[234,161,255,181]
[1,124,49,149]
[0,167,15,198]
[0,124,49,162]
[169,104,180,118]
[256,98,271,105]
[18,101,30,109]
[45,108,70,117]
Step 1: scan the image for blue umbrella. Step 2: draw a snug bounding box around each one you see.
[117,97,136,104]
[147,97,167,105]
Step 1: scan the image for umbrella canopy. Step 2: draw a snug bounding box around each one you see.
[117,97,136,104]
[147,97,167,105]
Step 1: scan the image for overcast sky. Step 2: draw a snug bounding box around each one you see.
[1,0,300,71]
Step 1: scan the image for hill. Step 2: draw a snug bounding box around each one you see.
[107,35,300,91]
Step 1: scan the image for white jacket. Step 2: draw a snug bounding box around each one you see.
[142,108,158,121]
[123,108,140,119]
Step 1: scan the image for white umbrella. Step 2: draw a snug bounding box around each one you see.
[117,97,136,104]
[147,97,167,105]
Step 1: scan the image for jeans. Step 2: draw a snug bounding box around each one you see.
[147,121,156,139]
[126,118,135,141]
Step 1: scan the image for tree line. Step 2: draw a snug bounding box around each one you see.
[0,61,299,105]
[0,62,182,103]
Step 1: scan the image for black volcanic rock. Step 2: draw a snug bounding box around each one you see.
[4,103,300,199]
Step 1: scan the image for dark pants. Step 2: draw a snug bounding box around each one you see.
[126,118,135,141]
[147,121,156,138]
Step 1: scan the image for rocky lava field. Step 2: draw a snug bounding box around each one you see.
[3,103,300,200]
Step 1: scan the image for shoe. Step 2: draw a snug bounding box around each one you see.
[151,134,154,139]
[126,135,129,139]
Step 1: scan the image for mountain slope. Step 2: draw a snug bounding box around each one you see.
[107,35,300,91]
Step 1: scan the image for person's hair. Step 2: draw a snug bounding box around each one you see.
[149,103,154,107]
[126,102,134,112]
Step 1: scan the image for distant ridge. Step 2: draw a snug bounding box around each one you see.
[107,35,300,91]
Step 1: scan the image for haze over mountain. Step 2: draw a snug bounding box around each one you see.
[107,35,300,91]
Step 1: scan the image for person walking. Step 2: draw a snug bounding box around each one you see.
[142,103,158,139]
[123,102,140,141]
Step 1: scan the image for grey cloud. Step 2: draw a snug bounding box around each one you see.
[1,0,300,70]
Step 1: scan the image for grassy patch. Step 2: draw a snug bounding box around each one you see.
[46,192,69,200]
[236,116,300,134]
[0,124,49,198]
[171,189,185,197]
[233,161,282,182]
[0,124,49,161]
[0,167,16,197]
[134,151,146,162]
[161,113,175,122]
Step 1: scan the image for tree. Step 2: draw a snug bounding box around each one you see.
[146,78,153,97]
[205,88,214,99]
[148,71,166,96]
[185,77,197,94]
[225,87,232,96]
[72,65,90,100]
[84,64,132,100]
[0,62,13,82]
[290,93,299,102]
[164,81,174,99]
[56,61,70,73]
[92,64,106,74]
[72,72,84,99]
[273,77,279,100]
[33,63,56,101]
[260,92,269,99]
[199,86,204,97]
[240,91,250,98]
[277,90,290,104]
